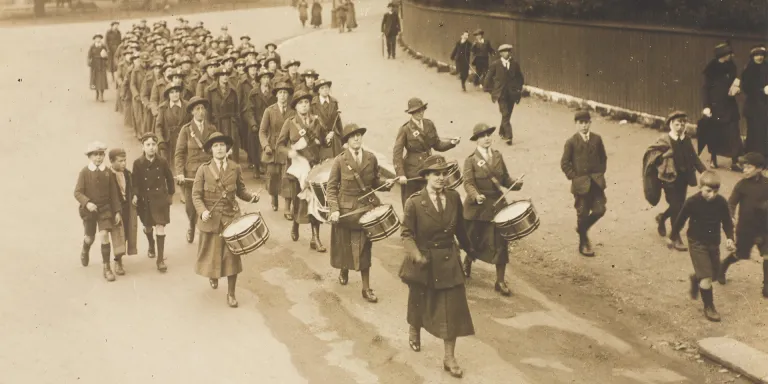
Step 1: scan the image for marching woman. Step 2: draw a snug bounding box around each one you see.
[461,123,522,296]
[192,132,259,308]
[277,89,326,251]
[398,154,474,378]
[327,124,396,303]
[393,97,460,208]
[311,78,343,161]
[259,82,295,212]
[88,34,110,102]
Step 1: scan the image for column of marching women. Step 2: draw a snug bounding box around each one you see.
[79,17,768,379]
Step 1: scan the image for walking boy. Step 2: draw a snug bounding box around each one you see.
[133,133,175,272]
[109,148,137,276]
[668,171,735,322]
[74,142,121,281]
[719,152,768,298]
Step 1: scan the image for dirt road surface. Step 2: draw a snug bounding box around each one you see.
[0,2,761,383]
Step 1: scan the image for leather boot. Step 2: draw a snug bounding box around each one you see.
[312,224,326,252]
[81,240,92,266]
[700,288,721,322]
[762,261,768,298]
[271,195,279,211]
[145,228,156,258]
[689,274,699,300]
[718,254,738,285]
[103,263,116,282]
[291,222,299,241]
[655,213,666,237]
[156,235,167,272]
[462,256,472,278]
[114,256,125,275]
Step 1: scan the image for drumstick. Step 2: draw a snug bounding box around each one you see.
[493,173,525,206]
[358,182,391,201]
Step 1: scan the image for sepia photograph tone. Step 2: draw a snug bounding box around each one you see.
[0,0,766,382]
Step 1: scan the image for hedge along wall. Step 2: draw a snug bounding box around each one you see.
[401,0,764,124]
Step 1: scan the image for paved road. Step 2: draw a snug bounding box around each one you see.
[0,2,756,383]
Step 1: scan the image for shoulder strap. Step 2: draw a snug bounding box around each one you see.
[188,125,205,149]
[473,152,503,191]
[406,122,429,150]
[341,154,379,205]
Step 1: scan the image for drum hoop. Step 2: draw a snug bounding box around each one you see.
[360,206,393,225]
[222,214,260,239]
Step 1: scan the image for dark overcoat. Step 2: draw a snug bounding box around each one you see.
[742,61,768,156]
[483,58,524,103]
[450,40,472,71]
[132,156,175,226]
[311,95,343,160]
[174,120,218,178]
[259,103,295,164]
[87,44,109,92]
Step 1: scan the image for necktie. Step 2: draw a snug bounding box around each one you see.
[435,191,444,213]
[218,161,223,174]
[354,149,361,165]
[486,149,492,162]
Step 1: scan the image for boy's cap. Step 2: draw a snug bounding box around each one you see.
[739,152,765,167]
[85,141,107,155]
[139,132,159,143]
[108,148,126,160]
[665,110,687,126]
[574,110,591,122]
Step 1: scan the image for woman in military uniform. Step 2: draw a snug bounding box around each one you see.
[398,154,474,378]
[461,123,523,296]
[192,132,259,308]
[277,90,326,250]
[327,124,396,303]
[393,97,459,207]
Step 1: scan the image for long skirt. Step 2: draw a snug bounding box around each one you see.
[745,115,768,157]
[196,225,243,278]
[400,179,426,208]
[407,283,475,340]
[465,219,508,265]
[280,175,310,224]
[330,224,371,271]
[311,7,322,26]
[90,67,108,92]
[698,117,743,158]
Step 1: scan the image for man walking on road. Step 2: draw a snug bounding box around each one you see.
[381,3,401,59]
[483,44,524,145]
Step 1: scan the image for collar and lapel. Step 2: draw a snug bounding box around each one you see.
[343,148,371,173]
[419,187,455,224]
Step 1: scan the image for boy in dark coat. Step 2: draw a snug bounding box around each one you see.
[646,111,707,251]
[560,111,607,257]
[108,148,137,276]
[470,29,494,86]
[720,152,768,298]
[449,31,472,91]
[668,171,735,322]
[133,133,175,272]
[74,142,121,282]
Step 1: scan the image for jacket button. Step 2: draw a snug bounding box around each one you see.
[445,256,449,260]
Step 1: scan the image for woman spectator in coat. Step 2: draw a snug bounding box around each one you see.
[310,0,323,28]
[298,0,309,27]
[741,44,768,157]
[701,42,743,171]
[88,34,110,102]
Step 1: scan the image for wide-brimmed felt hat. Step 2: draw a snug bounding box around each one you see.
[221,55,236,63]
[665,110,687,126]
[739,152,765,168]
[272,81,293,95]
[472,28,484,36]
[418,155,452,177]
[264,57,279,67]
[245,59,260,71]
[301,69,319,78]
[341,123,366,144]
[110,21,119,26]
[93,34,103,40]
[186,96,210,113]
[178,55,193,64]
[256,68,274,80]
[150,59,163,68]
[314,78,332,90]
[714,42,733,59]
[750,44,767,57]
[240,35,251,40]
[201,59,218,69]
[265,42,277,50]
[203,132,233,152]
[213,67,231,77]
[497,44,513,52]
[574,110,591,122]
[284,59,301,68]
[85,141,107,156]
[469,123,496,141]
[168,68,184,78]
[405,97,427,113]
[387,2,396,7]
[234,58,246,67]
[163,83,183,97]
[139,132,159,143]
[290,90,313,107]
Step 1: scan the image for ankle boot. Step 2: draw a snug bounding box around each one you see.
[103,264,115,281]
[312,224,326,252]
[114,256,125,275]
[291,222,299,241]
[700,288,721,322]
[81,241,92,266]
[145,228,156,258]
[101,244,111,265]
[689,274,699,299]
[156,235,167,272]
[719,254,738,285]
[763,261,768,298]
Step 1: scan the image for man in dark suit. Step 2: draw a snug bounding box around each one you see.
[483,44,524,145]
[381,3,401,59]
[450,31,472,91]
[560,111,608,257]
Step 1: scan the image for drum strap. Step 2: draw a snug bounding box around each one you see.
[342,155,380,206]
[474,153,503,192]
[189,126,205,149]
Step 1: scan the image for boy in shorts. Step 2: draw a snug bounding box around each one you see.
[668,171,734,322]
[74,142,121,281]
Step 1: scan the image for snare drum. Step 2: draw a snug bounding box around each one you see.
[359,204,401,242]
[221,213,271,255]
[307,160,334,221]
[492,200,539,241]
[444,161,463,190]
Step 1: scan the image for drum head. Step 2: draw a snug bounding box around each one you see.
[493,201,531,223]
[307,159,334,183]
[222,214,260,237]
[359,205,391,224]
